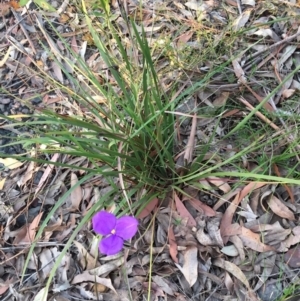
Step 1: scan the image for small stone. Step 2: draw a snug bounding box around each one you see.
[33,170,44,185]
[21,107,30,114]
[31,97,42,105]
[0,98,11,104]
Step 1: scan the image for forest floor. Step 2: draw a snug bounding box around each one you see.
[1,0,300,300]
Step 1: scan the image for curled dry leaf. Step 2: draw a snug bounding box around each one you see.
[267,195,295,220]
[196,218,223,247]
[237,205,257,222]
[175,246,198,287]
[207,218,224,248]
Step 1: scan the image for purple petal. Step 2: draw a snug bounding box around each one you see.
[115,216,138,240]
[92,211,116,235]
[99,235,124,255]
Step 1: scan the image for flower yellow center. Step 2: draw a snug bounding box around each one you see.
[111,229,116,235]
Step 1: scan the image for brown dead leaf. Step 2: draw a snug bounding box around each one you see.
[0,158,23,169]
[207,176,231,193]
[177,31,193,47]
[232,9,251,31]
[222,223,242,237]
[70,172,83,210]
[267,195,295,220]
[0,277,14,295]
[185,198,216,217]
[213,189,241,211]
[137,197,158,219]
[168,226,178,263]
[51,61,64,83]
[212,92,229,107]
[14,212,43,245]
[18,161,36,186]
[72,271,117,294]
[279,233,300,252]
[284,245,300,268]
[35,153,60,195]
[224,272,234,293]
[232,59,247,84]
[73,241,97,270]
[213,258,250,289]
[229,235,245,261]
[152,275,175,296]
[220,192,240,244]
[197,218,224,248]
[238,226,274,252]
[0,3,10,17]
[239,182,267,201]
[221,245,239,257]
[273,164,294,203]
[222,182,265,240]
[282,89,296,99]
[175,246,198,287]
[174,192,196,227]
[93,282,107,293]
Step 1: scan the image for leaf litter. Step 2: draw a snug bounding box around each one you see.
[1,0,300,301]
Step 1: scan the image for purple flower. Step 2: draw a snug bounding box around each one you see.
[92,210,138,255]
